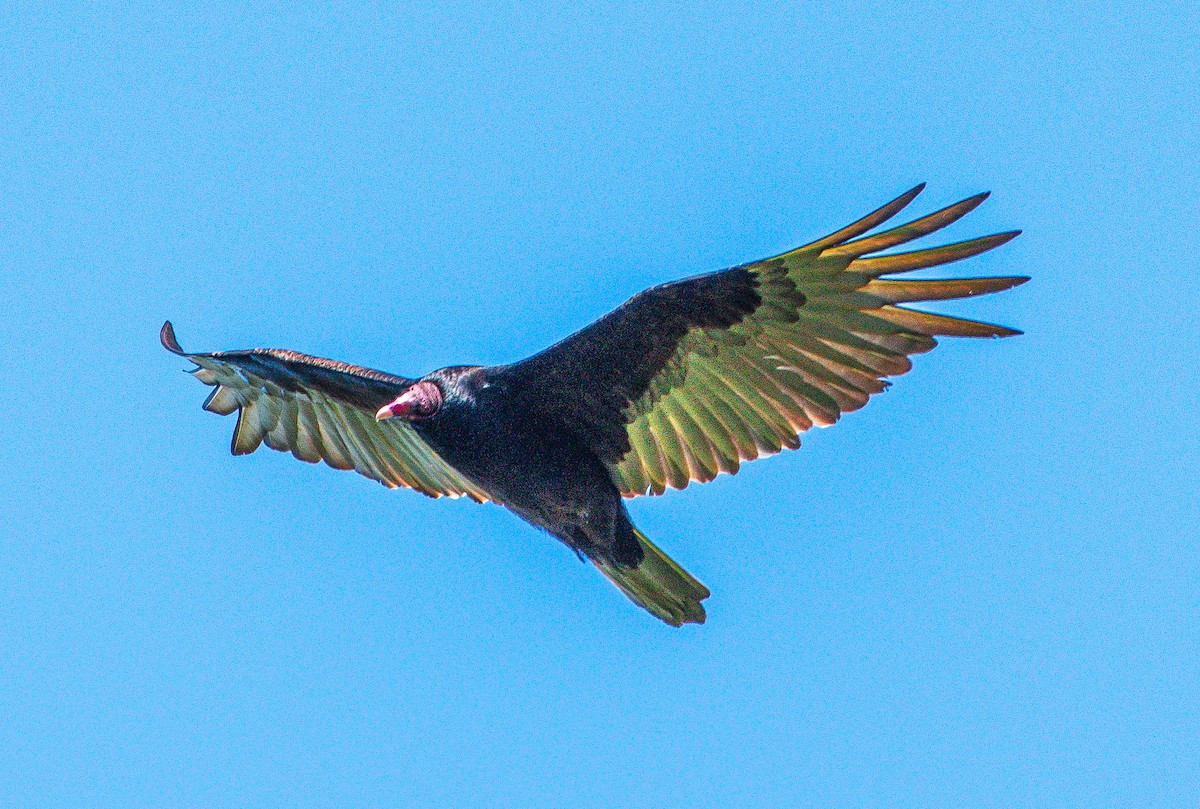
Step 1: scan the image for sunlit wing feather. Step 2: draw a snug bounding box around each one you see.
[161,322,490,502]
[503,185,1026,498]
[611,187,1025,496]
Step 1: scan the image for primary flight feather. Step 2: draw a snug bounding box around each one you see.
[163,184,1026,626]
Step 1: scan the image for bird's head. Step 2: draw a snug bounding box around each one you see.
[375,367,484,423]
[375,380,443,422]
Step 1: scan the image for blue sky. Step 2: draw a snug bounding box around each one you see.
[1,1,1197,806]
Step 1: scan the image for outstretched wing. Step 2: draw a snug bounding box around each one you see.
[161,322,490,502]
[501,185,1026,497]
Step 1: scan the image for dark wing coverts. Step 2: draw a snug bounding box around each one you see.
[161,322,489,502]
[502,185,1026,496]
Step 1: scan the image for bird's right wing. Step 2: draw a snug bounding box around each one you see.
[161,322,491,502]
[502,185,1026,497]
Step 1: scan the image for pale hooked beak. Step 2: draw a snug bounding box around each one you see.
[375,398,413,421]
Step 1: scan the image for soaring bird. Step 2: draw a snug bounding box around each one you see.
[163,185,1026,626]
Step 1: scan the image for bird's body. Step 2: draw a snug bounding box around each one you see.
[163,185,1027,626]
[413,366,643,567]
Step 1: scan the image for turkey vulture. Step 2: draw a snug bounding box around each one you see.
[163,185,1026,626]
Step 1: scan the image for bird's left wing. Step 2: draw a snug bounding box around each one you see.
[499,185,1026,497]
[161,322,490,502]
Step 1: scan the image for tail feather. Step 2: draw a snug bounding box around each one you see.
[594,528,709,626]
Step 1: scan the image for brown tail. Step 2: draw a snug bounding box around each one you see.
[593,528,709,626]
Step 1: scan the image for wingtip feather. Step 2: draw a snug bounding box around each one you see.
[160,321,186,355]
[824,192,996,259]
[863,275,1031,303]
[875,305,1024,338]
[799,183,928,252]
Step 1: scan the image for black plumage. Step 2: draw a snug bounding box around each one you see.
[163,185,1027,626]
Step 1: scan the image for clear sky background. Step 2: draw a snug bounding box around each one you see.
[1,2,1197,806]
